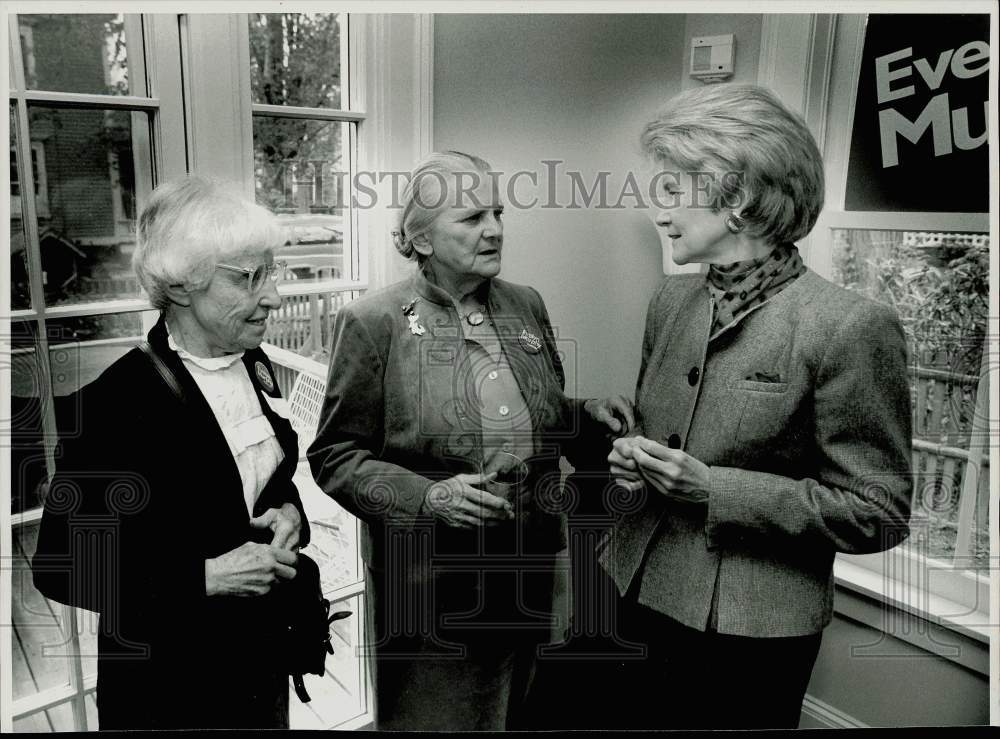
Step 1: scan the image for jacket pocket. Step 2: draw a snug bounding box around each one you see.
[733,378,789,394]
[733,386,793,448]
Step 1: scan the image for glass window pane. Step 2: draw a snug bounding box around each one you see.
[18,14,133,96]
[10,321,49,515]
[264,290,361,360]
[831,228,989,568]
[86,691,99,731]
[254,116,348,289]
[27,105,149,306]
[46,313,146,400]
[12,700,77,732]
[78,608,99,682]
[298,479,361,593]
[11,520,74,710]
[10,105,32,310]
[249,13,343,109]
[12,712,50,732]
[288,594,366,729]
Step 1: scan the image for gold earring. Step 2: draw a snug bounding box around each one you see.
[725,212,745,234]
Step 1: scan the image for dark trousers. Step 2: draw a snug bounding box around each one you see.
[615,597,823,730]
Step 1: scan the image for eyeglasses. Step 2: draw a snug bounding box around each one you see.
[215,261,287,293]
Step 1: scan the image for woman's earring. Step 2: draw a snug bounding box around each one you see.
[725,212,745,234]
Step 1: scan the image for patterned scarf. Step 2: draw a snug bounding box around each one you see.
[706,243,806,339]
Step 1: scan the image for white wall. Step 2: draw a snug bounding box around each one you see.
[433,14,686,399]
[680,14,762,91]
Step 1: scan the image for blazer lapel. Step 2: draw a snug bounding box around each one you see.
[146,318,248,523]
[241,349,298,466]
[638,283,712,446]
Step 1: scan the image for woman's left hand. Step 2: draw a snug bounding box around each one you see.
[584,395,635,436]
[250,503,303,551]
[631,436,712,504]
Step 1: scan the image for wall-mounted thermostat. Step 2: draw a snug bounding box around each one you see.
[690,34,734,83]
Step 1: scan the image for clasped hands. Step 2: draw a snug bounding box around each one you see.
[205,502,303,597]
[423,395,636,529]
[609,435,712,504]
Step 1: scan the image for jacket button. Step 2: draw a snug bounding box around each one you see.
[687,367,700,386]
[667,433,681,449]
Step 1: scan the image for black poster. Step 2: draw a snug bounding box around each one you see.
[844,14,989,213]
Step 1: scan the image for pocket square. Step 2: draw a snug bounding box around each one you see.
[747,370,783,383]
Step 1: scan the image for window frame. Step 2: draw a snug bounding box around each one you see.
[239,19,375,722]
[4,12,185,731]
[5,12,434,731]
[10,140,48,218]
[777,13,992,648]
[242,12,367,294]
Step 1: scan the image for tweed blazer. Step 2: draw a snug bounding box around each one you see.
[599,269,913,638]
[308,270,599,581]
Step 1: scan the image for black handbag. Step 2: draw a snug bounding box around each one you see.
[138,341,351,703]
[279,551,352,703]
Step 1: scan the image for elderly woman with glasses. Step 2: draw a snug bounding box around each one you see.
[602,84,913,730]
[308,150,632,731]
[33,176,308,730]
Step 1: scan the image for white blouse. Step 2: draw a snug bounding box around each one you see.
[167,330,285,516]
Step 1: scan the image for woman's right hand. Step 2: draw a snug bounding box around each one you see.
[609,436,645,492]
[205,542,298,597]
[423,472,514,529]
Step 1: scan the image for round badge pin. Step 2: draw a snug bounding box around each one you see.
[254,361,275,393]
[466,310,485,326]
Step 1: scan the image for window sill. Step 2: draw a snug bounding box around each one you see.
[833,557,990,676]
[277,278,368,297]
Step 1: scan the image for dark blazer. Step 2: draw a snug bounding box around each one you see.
[32,316,309,729]
[600,269,913,637]
[308,270,598,636]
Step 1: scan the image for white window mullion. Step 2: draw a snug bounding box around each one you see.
[346,120,359,282]
[953,347,990,561]
[64,606,88,730]
[145,13,188,182]
[180,13,252,185]
[355,14,433,292]
[234,13,254,201]
[123,14,147,97]
[9,18,60,485]
[250,103,363,122]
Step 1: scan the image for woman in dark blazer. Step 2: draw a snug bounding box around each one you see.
[308,150,630,731]
[606,84,913,729]
[33,177,308,729]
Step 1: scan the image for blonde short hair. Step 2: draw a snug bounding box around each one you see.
[133,176,284,310]
[641,84,824,245]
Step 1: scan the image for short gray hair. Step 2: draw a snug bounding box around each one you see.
[640,83,824,245]
[393,150,494,263]
[133,176,284,310]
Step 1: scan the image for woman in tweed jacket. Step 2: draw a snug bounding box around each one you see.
[605,84,913,729]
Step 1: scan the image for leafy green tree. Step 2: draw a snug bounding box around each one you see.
[910,240,989,377]
[249,14,343,213]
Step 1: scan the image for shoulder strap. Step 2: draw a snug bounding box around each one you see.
[138,340,186,404]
